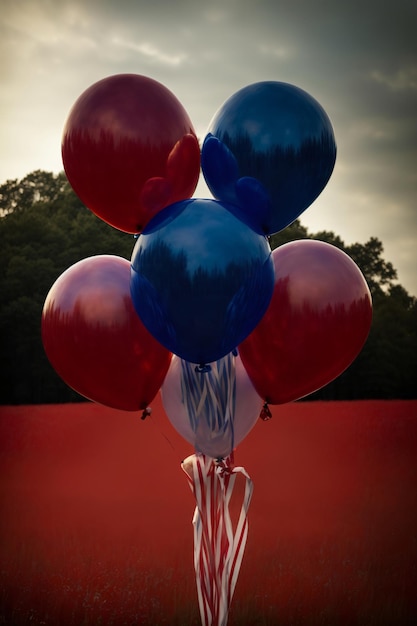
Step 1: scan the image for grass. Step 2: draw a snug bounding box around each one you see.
[1,399,416,625]
[1,532,414,625]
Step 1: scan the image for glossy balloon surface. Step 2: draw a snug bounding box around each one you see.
[239,240,372,403]
[42,255,172,411]
[202,82,336,235]
[62,74,200,233]
[130,198,275,364]
[161,353,262,458]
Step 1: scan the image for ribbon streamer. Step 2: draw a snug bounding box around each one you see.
[180,354,236,454]
[182,453,253,626]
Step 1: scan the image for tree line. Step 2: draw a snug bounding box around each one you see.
[0,170,416,405]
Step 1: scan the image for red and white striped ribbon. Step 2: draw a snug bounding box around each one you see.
[182,453,253,626]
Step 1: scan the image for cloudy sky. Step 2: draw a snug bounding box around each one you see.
[2,0,416,295]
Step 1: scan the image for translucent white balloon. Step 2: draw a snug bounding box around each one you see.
[161,352,262,458]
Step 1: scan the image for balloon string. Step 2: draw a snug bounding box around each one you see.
[180,355,237,449]
[182,453,253,626]
[139,408,178,455]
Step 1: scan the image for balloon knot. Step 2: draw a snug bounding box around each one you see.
[215,451,235,476]
[259,402,272,421]
[215,458,234,476]
[195,363,211,373]
[140,406,152,420]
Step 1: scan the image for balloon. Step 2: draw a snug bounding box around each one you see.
[161,352,262,458]
[62,74,200,234]
[130,198,275,365]
[239,240,372,404]
[41,255,172,411]
[201,82,336,235]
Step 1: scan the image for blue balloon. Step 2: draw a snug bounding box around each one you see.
[201,82,337,235]
[130,198,274,365]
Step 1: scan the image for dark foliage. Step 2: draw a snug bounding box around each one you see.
[270,225,417,400]
[0,171,416,404]
[0,171,134,404]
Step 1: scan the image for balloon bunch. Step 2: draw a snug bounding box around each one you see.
[42,73,372,456]
[41,74,372,626]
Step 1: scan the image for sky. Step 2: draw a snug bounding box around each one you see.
[1,0,416,295]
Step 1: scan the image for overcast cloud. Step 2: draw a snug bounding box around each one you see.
[1,0,416,294]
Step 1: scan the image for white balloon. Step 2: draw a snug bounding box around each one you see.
[161,352,262,458]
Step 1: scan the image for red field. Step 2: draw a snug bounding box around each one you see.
[1,399,416,625]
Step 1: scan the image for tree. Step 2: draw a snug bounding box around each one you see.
[0,171,134,404]
[345,238,397,298]
[357,284,417,399]
[268,219,309,249]
[269,227,416,400]
[0,171,416,403]
[0,170,69,216]
[270,223,399,303]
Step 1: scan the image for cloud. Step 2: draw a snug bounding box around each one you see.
[112,39,188,67]
[370,67,417,92]
[0,0,416,295]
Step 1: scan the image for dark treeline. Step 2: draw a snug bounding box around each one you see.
[1,170,416,405]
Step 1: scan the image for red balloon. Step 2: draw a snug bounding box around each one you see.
[41,255,172,411]
[239,240,372,404]
[62,74,200,233]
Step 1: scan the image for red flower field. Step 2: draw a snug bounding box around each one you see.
[1,399,416,625]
